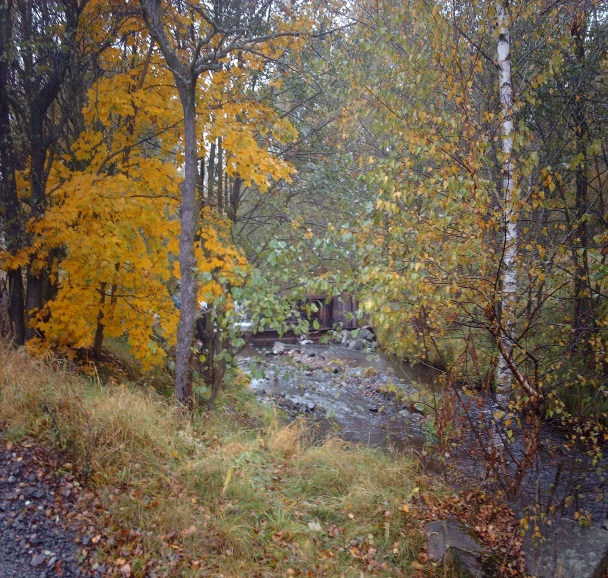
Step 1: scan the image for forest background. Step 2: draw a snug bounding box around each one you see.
[1,0,608,502]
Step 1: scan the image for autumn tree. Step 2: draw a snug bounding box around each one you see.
[0,0,123,344]
[28,22,183,367]
[495,0,517,403]
[340,0,608,498]
[139,0,326,408]
[1,0,313,401]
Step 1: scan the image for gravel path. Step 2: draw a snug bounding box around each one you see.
[0,438,90,578]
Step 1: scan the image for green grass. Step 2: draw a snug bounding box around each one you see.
[0,341,460,577]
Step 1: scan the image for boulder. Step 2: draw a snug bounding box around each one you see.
[348,339,364,351]
[524,517,608,578]
[272,342,287,355]
[359,327,375,341]
[425,519,488,577]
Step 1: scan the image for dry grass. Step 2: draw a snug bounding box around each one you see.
[0,342,450,577]
[0,344,191,478]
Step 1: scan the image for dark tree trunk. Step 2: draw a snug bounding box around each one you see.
[0,0,25,344]
[223,170,228,215]
[22,0,80,341]
[25,92,60,340]
[7,269,25,344]
[217,139,223,215]
[227,177,242,223]
[93,283,107,359]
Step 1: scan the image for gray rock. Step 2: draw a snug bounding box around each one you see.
[272,342,286,355]
[425,519,487,577]
[524,517,608,578]
[359,327,375,341]
[348,339,364,351]
[31,553,46,567]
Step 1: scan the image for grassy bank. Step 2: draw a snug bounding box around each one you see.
[0,344,519,577]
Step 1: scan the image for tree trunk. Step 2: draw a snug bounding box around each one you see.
[25,101,53,339]
[7,269,25,344]
[208,141,216,204]
[198,155,206,204]
[495,0,517,405]
[0,0,25,344]
[227,177,242,223]
[224,170,229,215]
[22,1,78,341]
[174,80,200,409]
[140,0,204,409]
[571,14,593,351]
[93,282,107,359]
[217,138,224,215]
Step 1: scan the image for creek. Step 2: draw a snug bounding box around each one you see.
[239,340,608,525]
[239,341,439,451]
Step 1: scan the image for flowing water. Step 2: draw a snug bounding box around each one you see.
[239,341,438,451]
[239,341,608,522]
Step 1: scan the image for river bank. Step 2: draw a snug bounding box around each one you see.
[239,340,608,577]
[3,342,516,577]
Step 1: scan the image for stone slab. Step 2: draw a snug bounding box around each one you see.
[524,518,608,578]
[425,519,487,577]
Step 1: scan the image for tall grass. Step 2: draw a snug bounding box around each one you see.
[0,343,444,576]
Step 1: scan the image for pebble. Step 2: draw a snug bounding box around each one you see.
[31,553,46,567]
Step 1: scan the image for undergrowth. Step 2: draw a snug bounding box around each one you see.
[0,343,481,577]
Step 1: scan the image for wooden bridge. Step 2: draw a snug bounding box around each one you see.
[306,293,359,331]
[250,293,360,344]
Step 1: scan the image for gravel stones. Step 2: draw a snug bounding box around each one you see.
[0,438,91,578]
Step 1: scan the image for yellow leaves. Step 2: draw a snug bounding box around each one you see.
[33,111,181,367]
[543,173,556,192]
[196,61,297,192]
[194,208,249,306]
[0,248,32,270]
[205,103,296,192]
[15,8,293,368]
[72,131,106,164]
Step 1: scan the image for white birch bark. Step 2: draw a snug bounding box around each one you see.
[496,0,517,406]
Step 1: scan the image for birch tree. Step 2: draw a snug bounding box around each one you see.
[341,0,608,497]
[494,0,518,406]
